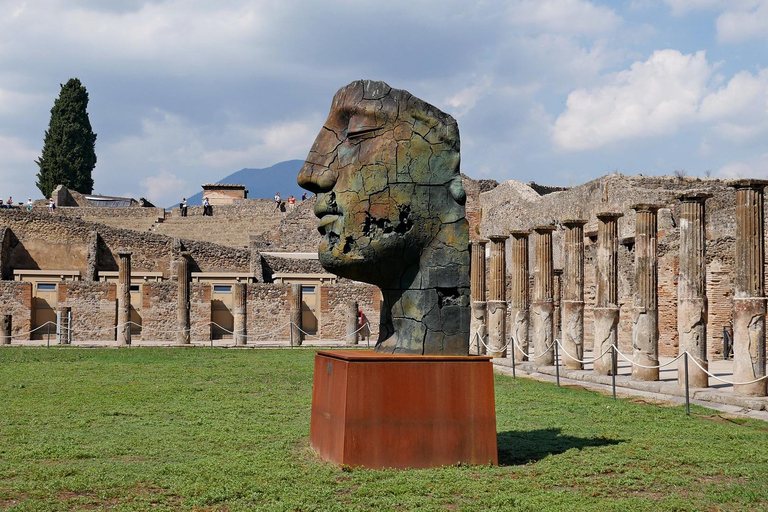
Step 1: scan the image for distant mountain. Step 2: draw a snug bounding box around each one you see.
[175,160,308,208]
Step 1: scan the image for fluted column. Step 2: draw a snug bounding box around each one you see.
[470,239,488,355]
[233,282,247,346]
[562,220,587,370]
[509,230,530,361]
[177,251,191,345]
[346,300,359,345]
[631,204,661,381]
[290,283,304,346]
[487,235,508,358]
[117,251,132,346]
[730,179,768,396]
[594,212,622,375]
[532,226,555,366]
[678,194,711,388]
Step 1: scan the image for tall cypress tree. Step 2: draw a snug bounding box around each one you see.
[35,78,97,198]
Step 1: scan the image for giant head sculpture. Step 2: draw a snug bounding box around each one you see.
[298,80,470,354]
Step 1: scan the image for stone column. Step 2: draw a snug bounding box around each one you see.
[562,220,587,370]
[1,315,11,345]
[290,283,304,346]
[177,251,191,345]
[509,231,530,361]
[487,235,508,358]
[57,306,71,345]
[631,204,661,381]
[116,250,132,346]
[470,239,488,355]
[233,282,247,346]
[594,212,623,375]
[731,179,768,396]
[532,226,555,366]
[346,300,359,345]
[677,193,711,388]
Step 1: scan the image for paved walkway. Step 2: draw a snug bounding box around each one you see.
[493,349,768,422]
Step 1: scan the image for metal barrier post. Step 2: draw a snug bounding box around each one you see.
[611,345,616,400]
[684,352,690,416]
[290,324,294,348]
[47,323,50,348]
[510,336,516,379]
[554,339,560,387]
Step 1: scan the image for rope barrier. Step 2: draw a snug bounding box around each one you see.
[554,338,614,364]
[687,354,768,385]
[476,332,513,354]
[508,335,556,361]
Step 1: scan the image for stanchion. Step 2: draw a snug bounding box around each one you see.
[554,339,560,387]
[684,352,690,416]
[611,345,616,400]
[46,323,50,348]
[510,336,516,379]
[210,335,213,348]
[290,326,294,348]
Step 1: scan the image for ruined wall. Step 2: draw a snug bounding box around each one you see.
[60,282,117,343]
[141,282,178,342]
[0,281,32,338]
[247,283,292,341]
[319,283,381,342]
[190,283,212,342]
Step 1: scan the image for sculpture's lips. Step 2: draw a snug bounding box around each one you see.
[317,214,340,233]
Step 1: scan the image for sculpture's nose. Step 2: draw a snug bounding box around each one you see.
[297,127,340,193]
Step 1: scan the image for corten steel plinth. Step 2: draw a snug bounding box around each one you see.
[631,204,661,381]
[177,251,191,345]
[677,194,711,388]
[730,180,768,397]
[116,251,132,346]
[233,283,247,346]
[290,283,304,346]
[594,212,622,376]
[346,300,359,345]
[562,220,587,370]
[509,230,530,361]
[470,239,488,355]
[532,226,555,366]
[309,351,498,469]
[487,235,508,358]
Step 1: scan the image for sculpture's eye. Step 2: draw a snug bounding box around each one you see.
[347,114,382,139]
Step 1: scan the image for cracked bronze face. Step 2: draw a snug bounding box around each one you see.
[298,80,470,355]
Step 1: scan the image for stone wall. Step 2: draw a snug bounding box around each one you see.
[0,281,32,338]
[319,283,381,342]
[141,282,178,342]
[60,282,117,343]
[247,283,292,341]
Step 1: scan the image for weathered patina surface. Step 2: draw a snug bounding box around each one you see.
[298,80,470,354]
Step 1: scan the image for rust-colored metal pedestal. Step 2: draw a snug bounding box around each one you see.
[309,350,498,469]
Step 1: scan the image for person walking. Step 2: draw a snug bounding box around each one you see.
[180,198,187,217]
[273,192,281,212]
[48,198,55,213]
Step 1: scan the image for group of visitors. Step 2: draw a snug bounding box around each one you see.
[273,191,308,212]
[0,196,51,212]
[0,196,13,209]
[177,196,213,216]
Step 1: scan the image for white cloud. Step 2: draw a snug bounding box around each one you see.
[509,0,621,35]
[553,50,713,150]
[716,2,768,43]
[139,172,187,205]
[715,153,768,178]
[444,77,494,118]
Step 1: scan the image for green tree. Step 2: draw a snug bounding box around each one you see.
[35,78,97,198]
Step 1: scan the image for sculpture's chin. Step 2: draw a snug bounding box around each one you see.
[317,245,381,286]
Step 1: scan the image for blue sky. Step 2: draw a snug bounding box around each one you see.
[2,0,768,206]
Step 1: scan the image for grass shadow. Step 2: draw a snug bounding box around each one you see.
[497,428,623,466]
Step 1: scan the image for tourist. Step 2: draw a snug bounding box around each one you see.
[48,198,55,213]
[26,198,32,212]
[203,196,212,216]
[273,192,281,212]
[288,195,296,210]
[180,198,187,217]
[301,192,307,201]
[7,196,12,209]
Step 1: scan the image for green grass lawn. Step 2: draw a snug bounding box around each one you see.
[0,348,766,511]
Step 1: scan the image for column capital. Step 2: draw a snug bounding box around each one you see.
[630,203,663,212]
[509,229,531,237]
[470,238,489,247]
[533,225,556,233]
[596,211,623,220]
[116,250,133,257]
[727,178,768,190]
[488,234,509,243]
[562,219,587,227]
[678,192,712,202]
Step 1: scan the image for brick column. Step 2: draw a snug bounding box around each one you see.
[562,219,587,370]
[57,306,71,345]
[678,193,711,388]
[509,230,530,361]
[346,300,359,345]
[631,204,661,381]
[731,179,768,396]
[1,314,11,345]
[177,251,191,345]
[470,239,488,355]
[532,226,555,366]
[290,283,304,346]
[116,251,132,346]
[487,235,508,358]
[233,283,247,346]
[594,212,623,375]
